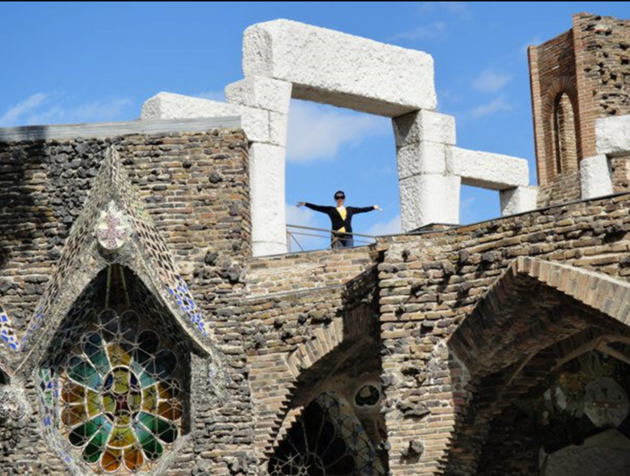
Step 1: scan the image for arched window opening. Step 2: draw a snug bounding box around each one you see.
[269,392,386,476]
[38,265,191,474]
[553,92,578,175]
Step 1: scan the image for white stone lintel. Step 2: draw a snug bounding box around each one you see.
[448,147,529,191]
[141,92,285,145]
[243,19,437,116]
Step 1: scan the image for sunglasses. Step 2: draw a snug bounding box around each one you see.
[335,196,345,200]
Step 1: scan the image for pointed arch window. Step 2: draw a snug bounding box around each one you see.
[38,265,190,474]
[553,92,578,175]
[269,392,386,476]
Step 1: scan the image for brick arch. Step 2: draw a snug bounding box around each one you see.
[444,257,630,474]
[249,284,381,459]
[541,76,581,182]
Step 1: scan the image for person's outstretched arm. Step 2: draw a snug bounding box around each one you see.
[349,205,382,214]
[296,202,334,213]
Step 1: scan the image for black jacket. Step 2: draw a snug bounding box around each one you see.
[305,203,375,237]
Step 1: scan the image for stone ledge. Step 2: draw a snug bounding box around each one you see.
[0,117,241,143]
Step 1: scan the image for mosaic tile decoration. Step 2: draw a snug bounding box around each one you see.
[268,392,386,476]
[22,147,213,352]
[0,302,19,351]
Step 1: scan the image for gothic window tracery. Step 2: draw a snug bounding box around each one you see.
[269,392,385,476]
[38,265,191,474]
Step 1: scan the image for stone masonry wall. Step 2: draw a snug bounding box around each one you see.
[376,192,630,474]
[0,128,256,474]
[573,13,630,158]
[530,13,630,189]
[247,246,374,297]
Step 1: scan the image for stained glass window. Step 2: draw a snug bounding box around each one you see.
[58,309,183,473]
[40,266,189,474]
[269,392,386,476]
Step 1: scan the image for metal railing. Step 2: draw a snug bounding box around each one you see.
[286,224,377,253]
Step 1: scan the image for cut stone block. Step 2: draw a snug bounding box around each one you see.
[225,76,292,114]
[393,110,456,148]
[249,143,287,256]
[141,92,270,144]
[396,141,449,179]
[399,174,460,231]
[243,19,437,116]
[500,186,539,216]
[268,111,288,147]
[448,147,529,190]
[596,115,630,156]
[581,155,613,199]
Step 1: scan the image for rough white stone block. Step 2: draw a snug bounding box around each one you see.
[396,141,448,179]
[268,111,288,147]
[243,19,437,116]
[399,174,460,231]
[141,92,270,144]
[249,143,287,256]
[500,186,539,216]
[581,155,613,199]
[596,115,630,155]
[225,76,292,114]
[448,147,529,190]
[393,110,456,148]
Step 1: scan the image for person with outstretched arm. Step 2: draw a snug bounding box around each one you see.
[296,190,382,248]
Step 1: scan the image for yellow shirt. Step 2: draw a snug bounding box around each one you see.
[336,207,347,233]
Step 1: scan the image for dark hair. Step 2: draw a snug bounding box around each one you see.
[334,190,346,199]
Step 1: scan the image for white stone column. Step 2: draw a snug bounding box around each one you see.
[499,186,539,216]
[393,110,459,230]
[225,76,292,256]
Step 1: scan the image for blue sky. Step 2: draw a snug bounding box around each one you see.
[2,2,629,250]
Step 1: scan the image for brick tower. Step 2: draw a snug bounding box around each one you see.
[529,13,630,193]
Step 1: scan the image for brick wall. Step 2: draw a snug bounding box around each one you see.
[0,128,257,474]
[536,169,582,207]
[247,246,374,297]
[573,13,630,158]
[530,12,630,188]
[377,192,630,474]
[529,29,580,185]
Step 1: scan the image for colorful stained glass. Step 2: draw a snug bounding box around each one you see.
[58,310,183,474]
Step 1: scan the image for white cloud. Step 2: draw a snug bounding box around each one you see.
[366,214,402,237]
[472,69,512,93]
[470,95,513,118]
[0,93,132,127]
[394,21,447,40]
[286,100,388,163]
[0,93,49,126]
